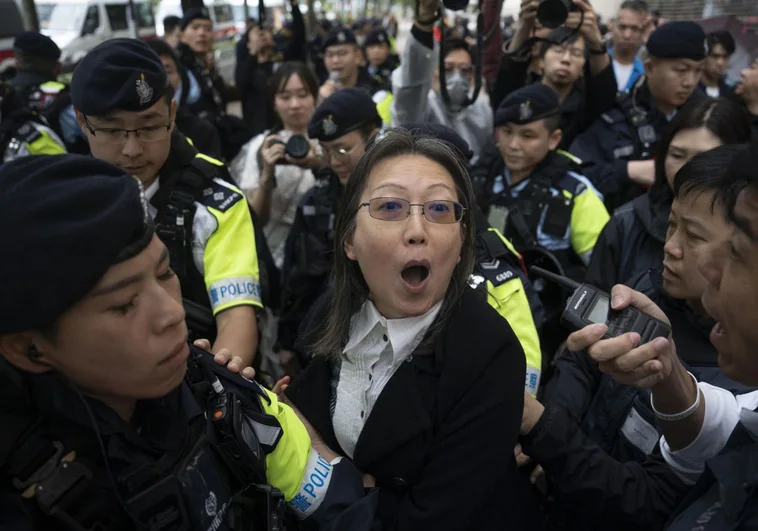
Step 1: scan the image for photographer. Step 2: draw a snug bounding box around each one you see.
[490,0,617,150]
[390,0,493,164]
[231,63,323,268]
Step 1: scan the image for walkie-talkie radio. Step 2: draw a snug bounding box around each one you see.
[531,267,671,344]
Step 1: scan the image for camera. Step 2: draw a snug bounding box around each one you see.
[270,134,310,162]
[537,0,580,29]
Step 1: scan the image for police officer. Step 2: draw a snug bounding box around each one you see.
[570,21,708,209]
[10,32,72,147]
[0,88,66,163]
[0,154,375,531]
[176,8,228,122]
[475,83,609,279]
[317,27,394,125]
[363,27,399,92]
[278,88,383,370]
[70,39,261,370]
[474,83,609,357]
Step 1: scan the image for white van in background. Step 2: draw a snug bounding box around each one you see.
[38,0,156,72]
[156,0,238,85]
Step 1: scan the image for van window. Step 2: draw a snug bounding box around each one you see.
[232,5,259,23]
[134,3,155,30]
[82,5,100,34]
[36,3,55,29]
[105,4,129,31]
[47,3,88,33]
[213,4,234,25]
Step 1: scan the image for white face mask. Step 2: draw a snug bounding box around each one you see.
[443,70,470,111]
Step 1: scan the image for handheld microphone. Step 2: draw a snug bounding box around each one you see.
[328,70,342,87]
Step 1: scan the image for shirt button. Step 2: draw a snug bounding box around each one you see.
[368,373,372,381]
[383,334,388,342]
[360,411,365,419]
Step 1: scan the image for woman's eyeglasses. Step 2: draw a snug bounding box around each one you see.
[359,197,465,224]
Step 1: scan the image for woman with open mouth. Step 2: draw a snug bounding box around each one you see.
[283,129,531,529]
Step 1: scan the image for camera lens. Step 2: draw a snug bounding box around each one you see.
[537,0,570,29]
[286,135,310,160]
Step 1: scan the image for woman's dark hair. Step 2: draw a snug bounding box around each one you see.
[268,62,319,132]
[311,129,477,358]
[672,144,749,210]
[649,98,753,207]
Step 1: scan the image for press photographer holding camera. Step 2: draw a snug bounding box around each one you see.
[490,0,617,150]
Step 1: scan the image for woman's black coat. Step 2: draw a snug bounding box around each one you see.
[285,288,531,530]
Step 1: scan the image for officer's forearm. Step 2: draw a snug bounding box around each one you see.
[213,305,259,366]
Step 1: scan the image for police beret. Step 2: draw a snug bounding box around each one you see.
[647,21,708,61]
[494,83,560,127]
[401,123,473,161]
[308,88,381,142]
[364,28,390,48]
[707,30,736,56]
[181,7,212,30]
[71,39,168,115]
[323,27,357,51]
[0,155,153,334]
[13,31,61,61]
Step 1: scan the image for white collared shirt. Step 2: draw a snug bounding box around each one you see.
[332,300,442,459]
[661,384,758,485]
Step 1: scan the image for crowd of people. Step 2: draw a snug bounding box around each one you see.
[1,0,758,529]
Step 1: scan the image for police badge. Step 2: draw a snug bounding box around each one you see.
[322,115,338,136]
[519,100,533,122]
[135,73,153,106]
[337,32,346,43]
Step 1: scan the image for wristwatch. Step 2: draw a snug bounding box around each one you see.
[589,42,608,55]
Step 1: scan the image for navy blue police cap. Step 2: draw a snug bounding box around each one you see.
[71,38,168,115]
[647,21,708,61]
[364,28,390,48]
[401,123,473,161]
[181,6,212,30]
[494,83,560,127]
[323,27,357,51]
[308,88,381,142]
[14,31,61,62]
[0,155,154,334]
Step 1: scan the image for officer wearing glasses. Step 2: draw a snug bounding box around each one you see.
[70,39,262,373]
[278,88,383,371]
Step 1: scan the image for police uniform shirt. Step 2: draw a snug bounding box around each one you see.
[144,171,263,316]
[491,167,610,264]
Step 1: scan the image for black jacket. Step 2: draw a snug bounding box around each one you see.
[523,400,758,531]
[570,83,705,209]
[278,172,342,354]
[584,191,668,291]
[285,288,531,530]
[544,268,754,468]
[490,54,618,150]
[176,43,228,121]
[235,55,276,137]
[174,105,223,160]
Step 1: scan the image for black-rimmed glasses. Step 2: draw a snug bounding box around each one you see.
[359,197,465,224]
[83,110,172,144]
